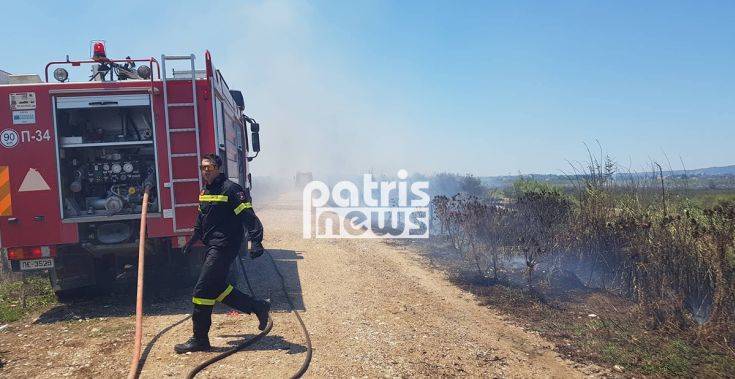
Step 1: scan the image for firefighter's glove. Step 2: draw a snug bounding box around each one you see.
[182,240,195,255]
[182,232,201,255]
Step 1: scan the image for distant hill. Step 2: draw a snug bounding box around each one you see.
[673,165,735,176]
[479,164,735,188]
[615,165,735,179]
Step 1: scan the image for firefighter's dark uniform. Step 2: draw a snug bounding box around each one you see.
[186,173,268,347]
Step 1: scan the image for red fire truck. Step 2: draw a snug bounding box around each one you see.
[0,43,262,297]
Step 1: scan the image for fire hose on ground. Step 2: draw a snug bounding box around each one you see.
[184,250,312,378]
[127,185,151,379]
[125,194,312,378]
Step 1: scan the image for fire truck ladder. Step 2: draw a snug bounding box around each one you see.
[161,54,202,233]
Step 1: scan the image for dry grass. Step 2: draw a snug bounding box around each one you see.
[430,157,735,375]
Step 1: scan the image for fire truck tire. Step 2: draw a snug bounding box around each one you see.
[49,251,96,299]
[92,255,116,294]
[184,247,205,282]
[52,286,93,302]
[53,289,75,303]
[162,247,196,287]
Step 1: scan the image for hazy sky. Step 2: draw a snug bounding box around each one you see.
[2,1,733,177]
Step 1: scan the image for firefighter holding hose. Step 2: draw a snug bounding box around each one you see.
[175,153,270,354]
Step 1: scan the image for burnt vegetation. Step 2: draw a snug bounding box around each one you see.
[429,156,735,375]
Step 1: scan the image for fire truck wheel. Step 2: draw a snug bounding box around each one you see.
[49,251,96,300]
[53,289,73,302]
[185,247,205,282]
[53,289,92,302]
[52,287,92,302]
[92,256,115,294]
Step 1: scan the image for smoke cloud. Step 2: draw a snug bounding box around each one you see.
[200,2,414,179]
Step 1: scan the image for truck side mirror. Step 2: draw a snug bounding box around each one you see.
[229,90,245,109]
[251,122,261,152]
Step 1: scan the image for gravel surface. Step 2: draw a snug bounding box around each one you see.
[0,192,599,378]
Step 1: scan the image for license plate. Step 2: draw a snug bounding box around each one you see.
[19,258,54,271]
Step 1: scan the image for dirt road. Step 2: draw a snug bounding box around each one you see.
[0,192,596,378]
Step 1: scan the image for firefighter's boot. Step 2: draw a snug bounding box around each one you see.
[254,300,271,331]
[174,336,211,354]
[220,289,269,330]
[249,241,265,259]
[176,304,212,353]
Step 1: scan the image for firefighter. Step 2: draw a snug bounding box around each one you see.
[175,153,270,354]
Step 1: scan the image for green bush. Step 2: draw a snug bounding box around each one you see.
[0,275,56,323]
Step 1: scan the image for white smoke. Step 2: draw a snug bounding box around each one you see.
[192,2,413,179]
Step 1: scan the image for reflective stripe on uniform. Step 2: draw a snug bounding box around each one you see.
[192,297,216,306]
[233,202,252,215]
[192,284,234,305]
[216,284,234,302]
[199,194,229,202]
